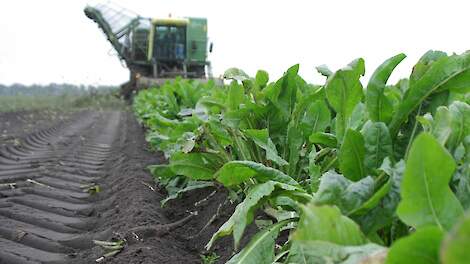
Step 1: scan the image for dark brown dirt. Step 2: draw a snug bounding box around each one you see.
[84,111,257,264]
[0,109,258,264]
[0,110,78,147]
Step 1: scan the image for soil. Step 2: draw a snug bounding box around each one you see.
[0,109,258,264]
[0,110,78,147]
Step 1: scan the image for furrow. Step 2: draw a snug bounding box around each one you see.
[0,111,122,263]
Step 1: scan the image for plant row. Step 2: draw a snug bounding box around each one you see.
[133,50,470,264]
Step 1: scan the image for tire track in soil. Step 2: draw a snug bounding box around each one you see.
[0,111,121,264]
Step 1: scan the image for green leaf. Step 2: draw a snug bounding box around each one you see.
[309,132,337,147]
[287,240,386,264]
[366,53,406,123]
[426,90,450,115]
[361,121,393,172]
[431,106,452,146]
[264,66,300,145]
[315,171,375,215]
[386,226,444,264]
[293,203,367,245]
[325,59,365,142]
[308,149,322,192]
[227,81,245,110]
[300,100,331,136]
[255,70,269,87]
[277,64,299,116]
[265,103,288,144]
[447,101,470,151]
[410,50,448,85]
[223,108,250,129]
[224,67,250,81]
[196,96,227,111]
[147,111,178,128]
[206,181,299,250]
[194,99,222,122]
[215,160,299,187]
[417,113,434,132]
[434,53,470,94]
[208,120,232,147]
[440,68,470,94]
[169,152,222,180]
[226,220,289,264]
[349,58,366,76]
[244,129,288,166]
[148,164,176,180]
[287,126,303,176]
[349,178,392,216]
[389,51,470,136]
[291,86,325,125]
[348,102,366,130]
[353,158,405,235]
[315,171,350,206]
[441,212,470,264]
[339,129,366,181]
[397,132,463,230]
[454,149,470,209]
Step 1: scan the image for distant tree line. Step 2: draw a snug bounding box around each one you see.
[0,83,118,96]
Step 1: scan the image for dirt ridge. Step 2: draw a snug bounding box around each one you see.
[0,111,122,263]
[0,111,254,264]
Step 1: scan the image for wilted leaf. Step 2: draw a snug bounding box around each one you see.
[224,68,250,81]
[316,64,333,77]
[161,181,214,206]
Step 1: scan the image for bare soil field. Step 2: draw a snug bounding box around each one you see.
[0,110,77,147]
[0,110,250,264]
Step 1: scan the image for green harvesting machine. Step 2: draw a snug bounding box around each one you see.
[84,2,215,97]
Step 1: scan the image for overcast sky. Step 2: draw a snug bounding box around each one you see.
[0,0,469,86]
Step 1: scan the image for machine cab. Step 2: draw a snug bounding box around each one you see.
[148,17,208,78]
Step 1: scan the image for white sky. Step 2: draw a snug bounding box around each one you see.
[0,0,469,86]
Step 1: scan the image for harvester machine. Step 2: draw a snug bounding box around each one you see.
[84,2,216,98]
